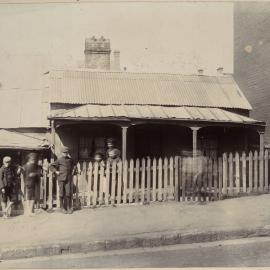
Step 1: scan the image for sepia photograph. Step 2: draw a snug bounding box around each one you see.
[0,0,270,268]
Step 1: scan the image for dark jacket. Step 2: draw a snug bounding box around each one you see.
[0,165,18,190]
[49,156,76,182]
[23,163,42,187]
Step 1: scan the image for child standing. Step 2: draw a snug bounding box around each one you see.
[0,156,20,218]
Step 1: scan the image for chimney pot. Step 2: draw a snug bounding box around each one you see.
[197,69,204,76]
[217,67,224,76]
[113,50,121,71]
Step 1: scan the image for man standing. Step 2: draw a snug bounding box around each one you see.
[0,156,20,218]
[49,147,76,214]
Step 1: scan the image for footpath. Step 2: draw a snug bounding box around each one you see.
[1,194,270,260]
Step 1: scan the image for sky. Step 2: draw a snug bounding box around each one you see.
[0,2,233,89]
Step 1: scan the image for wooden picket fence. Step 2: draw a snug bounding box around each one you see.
[19,150,270,209]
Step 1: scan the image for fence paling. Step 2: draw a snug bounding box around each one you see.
[105,161,110,206]
[87,162,93,206]
[254,151,258,192]
[158,158,162,201]
[135,159,140,203]
[152,158,157,202]
[249,151,253,193]
[174,156,179,202]
[259,151,264,192]
[222,153,228,195]
[129,159,134,203]
[146,158,151,203]
[235,152,240,195]
[242,152,247,193]
[228,153,233,196]
[213,159,218,200]
[123,161,128,204]
[265,150,269,191]
[218,157,222,200]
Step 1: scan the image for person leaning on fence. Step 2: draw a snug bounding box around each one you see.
[0,156,21,219]
[22,153,42,217]
[93,152,107,204]
[49,147,77,214]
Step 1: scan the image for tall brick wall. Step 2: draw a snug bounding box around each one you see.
[234,2,270,143]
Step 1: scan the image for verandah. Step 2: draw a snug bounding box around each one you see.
[19,149,270,209]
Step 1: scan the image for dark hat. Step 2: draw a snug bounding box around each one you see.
[61,146,69,153]
[106,138,116,144]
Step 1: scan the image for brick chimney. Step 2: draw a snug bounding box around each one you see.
[84,36,111,70]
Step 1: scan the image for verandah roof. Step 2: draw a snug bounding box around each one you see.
[0,129,49,150]
[49,104,265,126]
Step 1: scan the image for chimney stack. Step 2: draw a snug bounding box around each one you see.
[84,36,111,70]
[113,50,121,71]
[217,67,224,76]
[197,69,204,76]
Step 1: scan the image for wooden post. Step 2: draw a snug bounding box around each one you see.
[50,120,59,208]
[121,126,128,162]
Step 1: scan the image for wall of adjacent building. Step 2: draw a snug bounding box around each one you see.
[234,2,270,144]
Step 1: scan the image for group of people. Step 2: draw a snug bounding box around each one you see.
[0,138,122,218]
[0,153,42,218]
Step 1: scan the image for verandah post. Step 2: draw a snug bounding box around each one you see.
[121,126,128,162]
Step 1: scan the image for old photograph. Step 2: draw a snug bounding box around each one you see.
[0,0,270,268]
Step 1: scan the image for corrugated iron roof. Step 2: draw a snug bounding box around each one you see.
[48,70,252,110]
[0,129,49,150]
[50,104,263,125]
[0,89,49,128]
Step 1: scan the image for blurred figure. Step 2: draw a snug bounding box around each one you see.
[22,153,42,217]
[107,148,121,164]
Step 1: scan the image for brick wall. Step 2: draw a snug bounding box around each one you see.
[234,2,270,143]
